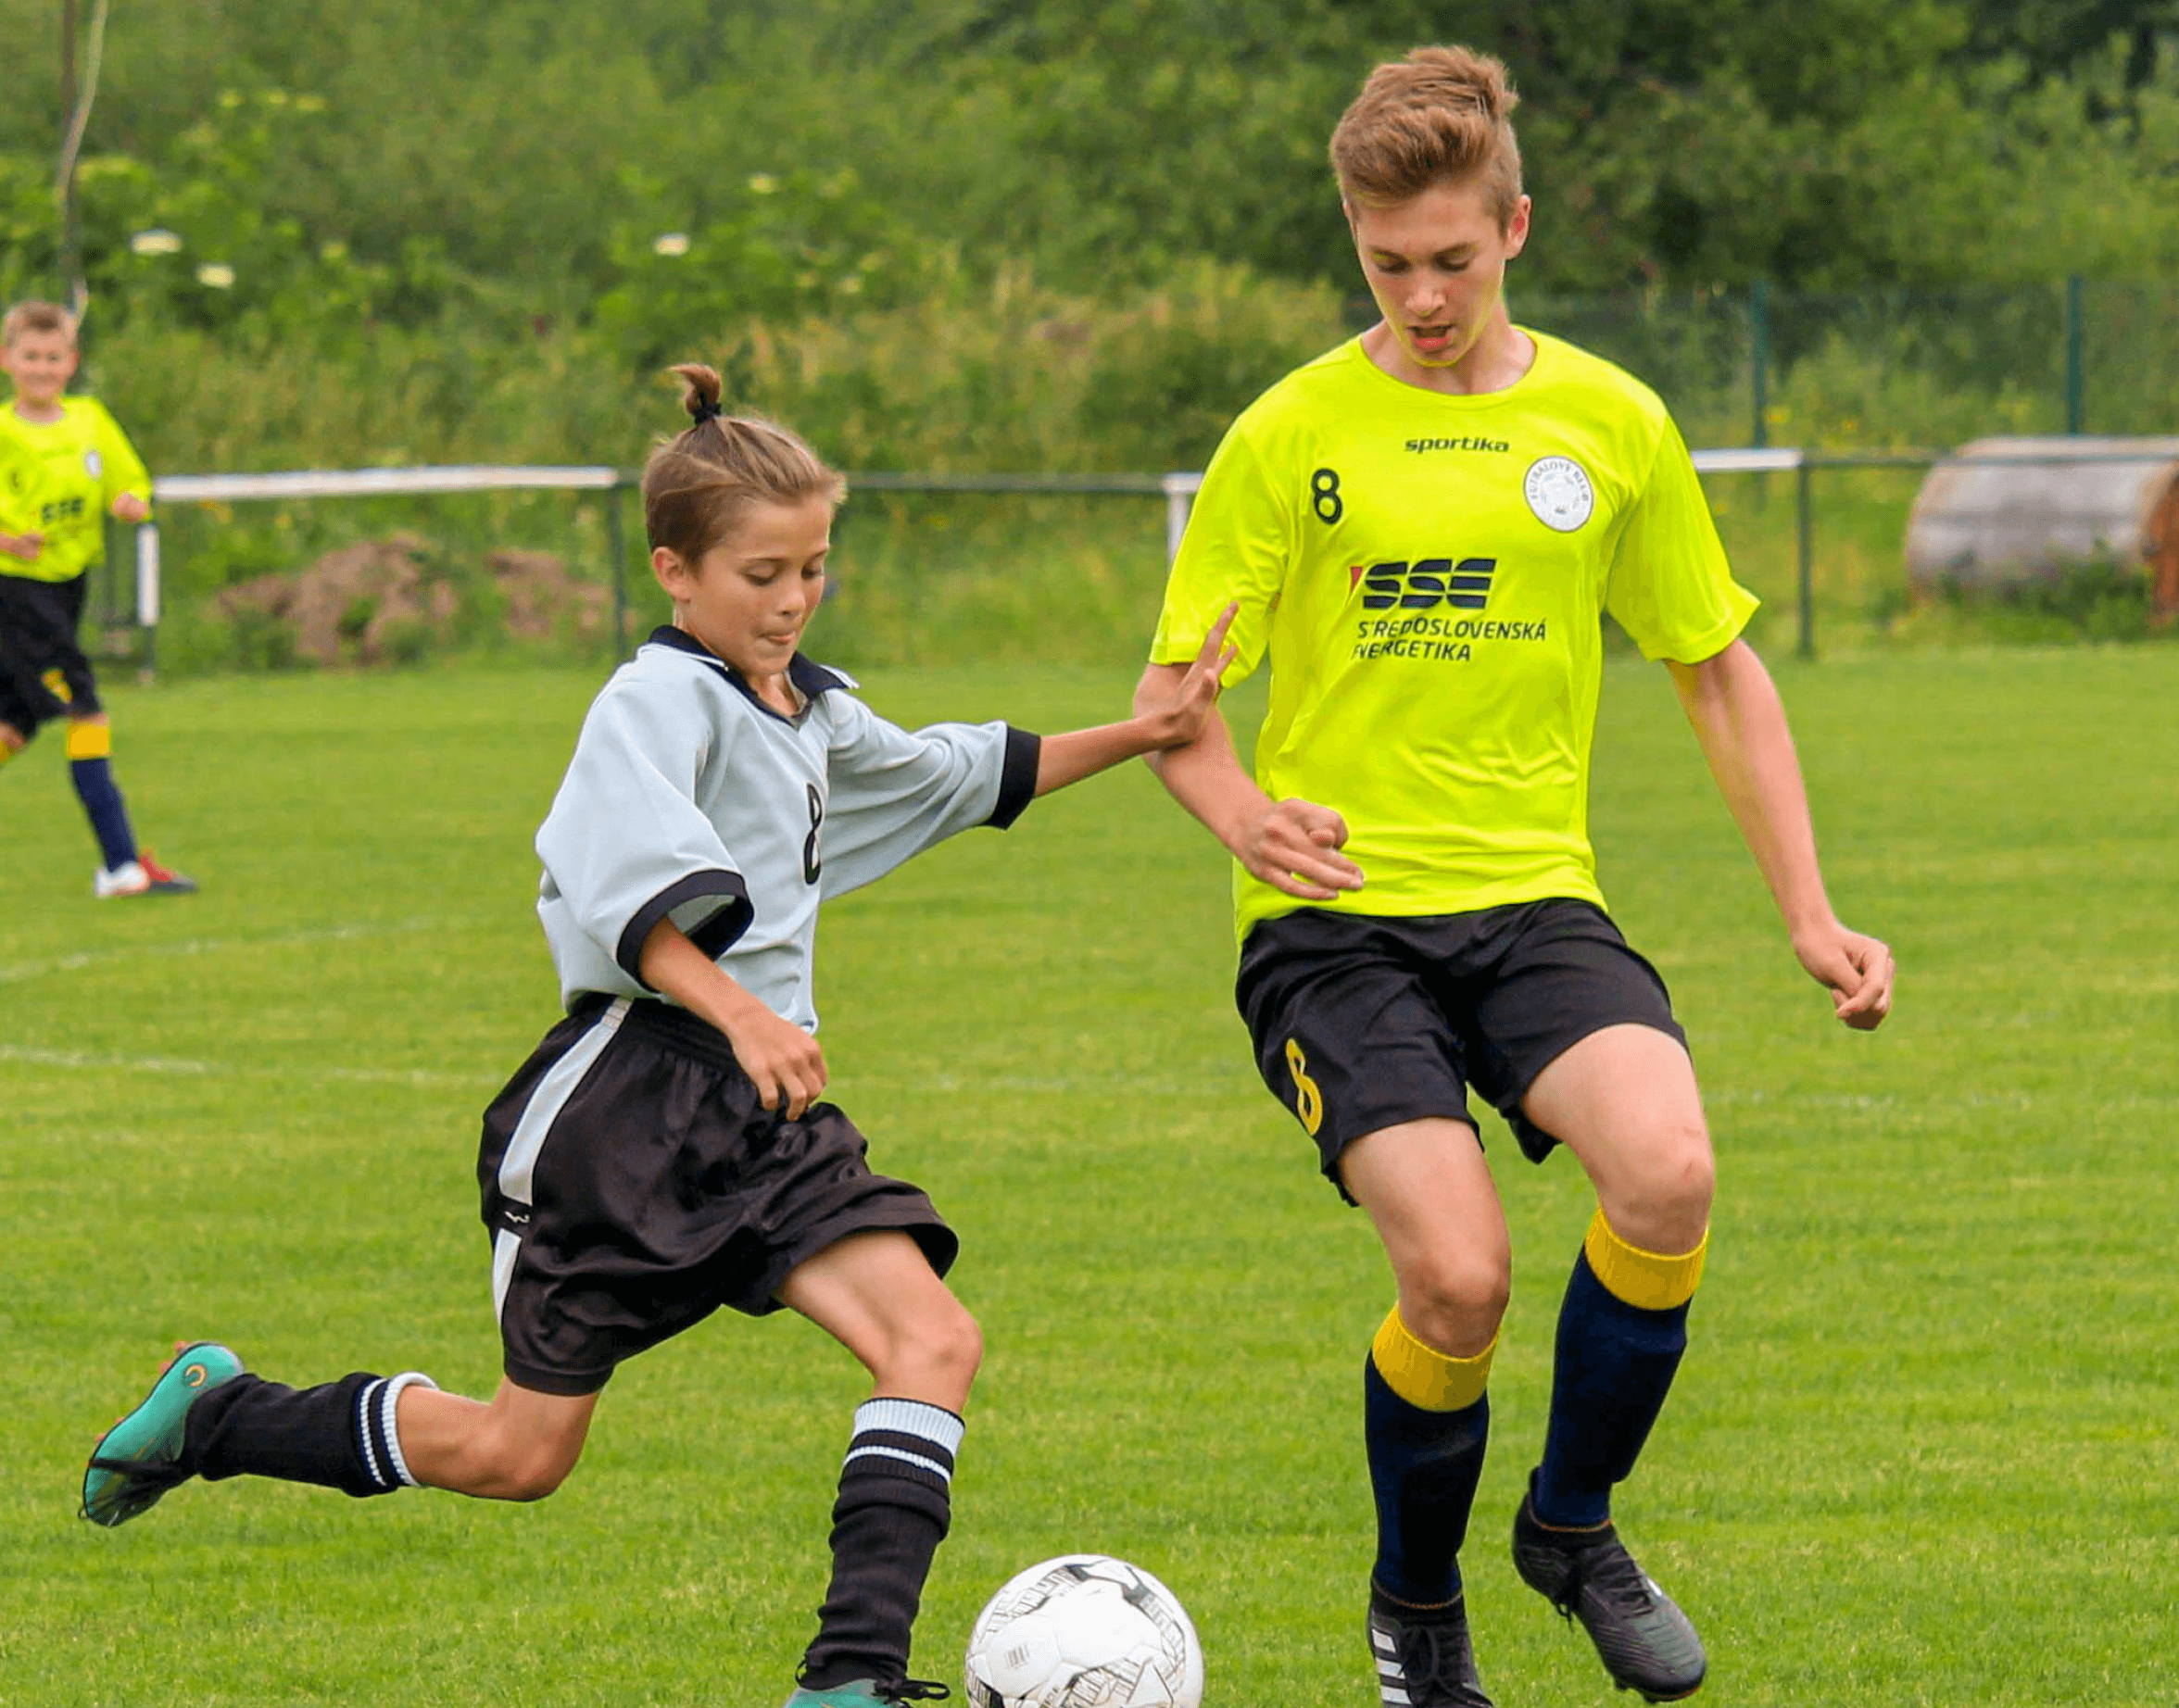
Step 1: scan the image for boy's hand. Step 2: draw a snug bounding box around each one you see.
[0,530,44,561]
[1239,797,1367,900]
[1139,603,1240,749]
[110,495,149,523]
[718,1001,829,1119]
[1793,918,1894,1031]
[636,915,828,1117]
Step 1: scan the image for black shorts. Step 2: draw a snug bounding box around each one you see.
[477,995,958,1397]
[0,571,100,735]
[1234,899,1687,1197]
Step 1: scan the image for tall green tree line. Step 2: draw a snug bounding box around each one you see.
[2,0,2173,307]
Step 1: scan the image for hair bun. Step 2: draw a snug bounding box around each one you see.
[667,360,726,427]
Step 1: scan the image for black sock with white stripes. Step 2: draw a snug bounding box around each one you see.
[797,1397,964,1691]
[180,1370,438,1497]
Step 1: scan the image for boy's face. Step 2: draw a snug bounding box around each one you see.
[652,495,833,682]
[1347,180,1530,381]
[1,327,79,408]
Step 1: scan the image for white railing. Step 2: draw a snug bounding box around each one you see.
[120,442,2173,669]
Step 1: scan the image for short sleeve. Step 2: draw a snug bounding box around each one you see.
[1149,423,1291,685]
[89,403,151,510]
[535,678,751,984]
[818,697,1039,898]
[1603,414,1759,663]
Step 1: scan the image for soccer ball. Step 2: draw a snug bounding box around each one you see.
[963,1554,1204,1707]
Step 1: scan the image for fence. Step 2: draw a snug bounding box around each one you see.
[95,271,2175,669]
[120,466,626,673]
[1514,278,2179,450]
[125,445,2159,672]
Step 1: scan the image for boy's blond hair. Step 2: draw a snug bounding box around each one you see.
[3,301,78,346]
[1329,46,1525,228]
[642,363,846,565]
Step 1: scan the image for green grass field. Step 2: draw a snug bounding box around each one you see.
[2,646,2174,1706]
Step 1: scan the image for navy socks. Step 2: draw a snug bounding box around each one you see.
[1532,1249,1692,1528]
[69,755,137,871]
[1366,1353,1492,1604]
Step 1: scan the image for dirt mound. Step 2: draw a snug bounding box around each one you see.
[219,536,611,665]
[491,546,611,643]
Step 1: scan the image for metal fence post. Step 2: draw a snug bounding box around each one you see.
[133,521,160,682]
[607,477,630,658]
[1750,279,1770,450]
[1161,472,1201,560]
[2064,274,2085,434]
[99,514,120,631]
[1795,453,1816,659]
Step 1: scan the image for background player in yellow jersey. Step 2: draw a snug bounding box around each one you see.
[1136,46,1893,1708]
[0,301,195,898]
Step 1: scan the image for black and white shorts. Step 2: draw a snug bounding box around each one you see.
[0,571,101,735]
[1234,899,1688,1197]
[478,995,958,1396]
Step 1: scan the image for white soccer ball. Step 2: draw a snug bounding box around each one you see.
[963,1554,1204,1708]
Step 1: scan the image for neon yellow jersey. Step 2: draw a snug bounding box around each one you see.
[1150,331,1757,943]
[0,396,151,584]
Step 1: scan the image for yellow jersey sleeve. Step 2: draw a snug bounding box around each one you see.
[1149,423,1290,687]
[88,400,152,515]
[1602,413,1756,663]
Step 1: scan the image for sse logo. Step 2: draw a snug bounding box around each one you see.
[1353,558,1496,611]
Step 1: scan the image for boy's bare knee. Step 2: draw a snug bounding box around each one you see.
[1396,1248,1511,1355]
[0,723,24,752]
[1653,1125,1714,1232]
[1606,1121,1714,1252]
[917,1300,984,1388]
[875,1297,983,1404]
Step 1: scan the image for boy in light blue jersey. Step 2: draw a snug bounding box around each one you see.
[82,361,1238,1708]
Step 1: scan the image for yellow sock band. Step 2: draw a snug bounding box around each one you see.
[65,721,112,760]
[1584,1208,1707,1311]
[1371,1306,1496,1413]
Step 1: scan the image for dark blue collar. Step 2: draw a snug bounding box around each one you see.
[644,624,850,717]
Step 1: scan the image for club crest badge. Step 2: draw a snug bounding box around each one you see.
[1524,456,1593,532]
[84,449,104,478]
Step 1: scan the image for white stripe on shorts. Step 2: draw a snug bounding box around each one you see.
[491,1227,523,1324]
[497,998,629,1205]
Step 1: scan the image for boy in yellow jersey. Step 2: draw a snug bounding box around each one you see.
[0,301,195,898]
[1135,47,1893,1708]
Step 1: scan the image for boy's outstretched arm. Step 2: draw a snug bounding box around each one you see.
[1668,637,1894,1029]
[1131,629,1366,903]
[1030,604,1240,797]
[638,918,828,1116]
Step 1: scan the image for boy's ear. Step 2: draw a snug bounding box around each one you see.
[650,546,690,596]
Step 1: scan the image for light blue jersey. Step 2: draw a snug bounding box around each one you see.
[535,626,1039,1026]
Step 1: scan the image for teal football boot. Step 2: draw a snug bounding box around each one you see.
[81,1341,246,1527]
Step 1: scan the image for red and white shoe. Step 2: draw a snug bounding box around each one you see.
[93,851,199,898]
